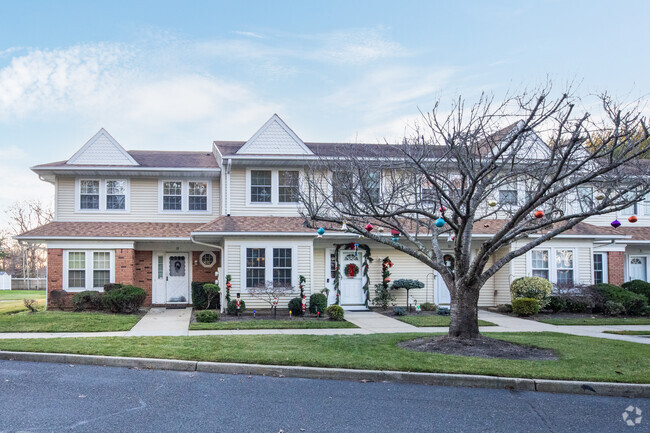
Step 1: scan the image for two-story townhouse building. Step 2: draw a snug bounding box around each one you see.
[16,114,648,310]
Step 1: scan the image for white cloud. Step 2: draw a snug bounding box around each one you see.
[310,28,406,64]
[231,30,267,39]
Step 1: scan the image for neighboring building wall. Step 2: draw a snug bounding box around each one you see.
[134,251,153,306]
[55,177,220,222]
[607,251,625,285]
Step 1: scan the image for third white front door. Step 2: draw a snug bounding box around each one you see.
[165,253,189,303]
[629,256,648,282]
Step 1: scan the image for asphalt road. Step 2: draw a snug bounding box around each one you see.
[0,360,646,432]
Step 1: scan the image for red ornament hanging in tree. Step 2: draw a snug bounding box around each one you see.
[390,229,400,236]
[534,210,545,218]
[629,215,638,223]
[365,223,374,232]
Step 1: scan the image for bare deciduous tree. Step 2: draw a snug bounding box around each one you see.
[300,88,650,339]
[247,281,296,318]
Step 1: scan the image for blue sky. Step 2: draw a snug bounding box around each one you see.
[0,0,649,224]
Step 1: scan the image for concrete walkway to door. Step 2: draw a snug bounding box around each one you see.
[126,308,192,337]
[343,311,418,332]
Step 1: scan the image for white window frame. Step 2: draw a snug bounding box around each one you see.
[62,250,115,292]
[75,178,130,213]
[199,251,217,268]
[528,247,577,285]
[530,249,550,280]
[593,252,608,285]
[158,179,212,213]
[245,168,301,206]
[240,244,298,290]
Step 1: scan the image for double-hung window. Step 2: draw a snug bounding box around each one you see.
[531,250,549,279]
[163,181,183,211]
[593,253,607,284]
[250,171,273,203]
[189,182,208,211]
[106,180,126,210]
[499,189,518,206]
[278,171,299,203]
[80,180,100,210]
[273,248,292,285]
[246,248,266,288]
[64,250,114,291]
[361,170,381,202]
[555,249,574,284]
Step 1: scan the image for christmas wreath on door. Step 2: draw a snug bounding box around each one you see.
[345,263,359,277]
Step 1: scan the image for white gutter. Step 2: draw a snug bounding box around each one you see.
[14,236,193,241]
[226,159,232,216]
[32,166,221,173]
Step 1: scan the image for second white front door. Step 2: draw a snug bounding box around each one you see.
[165,253,189,303]
[629,256,648,282]
[339,250,365,306]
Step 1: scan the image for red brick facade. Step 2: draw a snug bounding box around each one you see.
[115,248,135,285]
[607,251,625,286]
[192,250,222,283]
[134,251,153,305]
[47,249,63,293]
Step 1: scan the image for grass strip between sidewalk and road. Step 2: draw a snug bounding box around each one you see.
[190,319,357,330]
[537,317,650,326]
[0,311,142,332]
[396,315,496,327]
[0,332,647,383]
[603,330,650,336]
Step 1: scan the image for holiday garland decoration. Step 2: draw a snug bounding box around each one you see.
[225,274,232,304]
[298,275,306,297]
[333,243,373,306]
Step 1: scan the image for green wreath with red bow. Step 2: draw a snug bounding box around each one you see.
[345,263,359,278]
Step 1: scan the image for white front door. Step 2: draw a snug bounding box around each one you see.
[629,256,648,282]
[324,248,338,305]
[165,253,189,303]
[339,250,365,306]
[435,272,451,305]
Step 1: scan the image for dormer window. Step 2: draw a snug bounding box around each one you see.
[251,170,272,203]
[77,179,129,212]
[247,169,301,205]
[278,171,299,203]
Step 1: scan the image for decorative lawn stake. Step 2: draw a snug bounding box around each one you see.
[289,310,292,319]
[435,218,445,228]
[301,295,306,314]
[235,293,241,317]
[629,215,638,223]
[365,223,374,232]
[253,310,256,319]
[317,227,325,238]
[317,311,320,319]
[272,297,279,319]
[611,219,622,228]
[488,200,497,207]
[534,210,545,218]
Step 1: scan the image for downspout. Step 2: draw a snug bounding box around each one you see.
[226,158,232,216]
[191,235,225,313]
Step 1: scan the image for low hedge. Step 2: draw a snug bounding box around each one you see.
[288,297,304,316]
[71,291,103,311]
[102,285,147,314]
[510,277,552,308]
[326,305,345,321]
[622,279,650,303]
[195,310,219,323]
[594,283,647,316]
[512,298,540,316]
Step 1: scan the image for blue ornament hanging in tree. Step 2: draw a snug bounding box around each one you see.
[434,218,445,228]
[317,227,325,238]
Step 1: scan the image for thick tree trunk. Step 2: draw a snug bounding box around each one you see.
[448,282,481,339]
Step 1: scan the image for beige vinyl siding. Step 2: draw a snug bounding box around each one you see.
[56,177,220,222]
[313,248,326,293]
[229,168,302,216]
[223,237,313,310]
[480,247,512,306]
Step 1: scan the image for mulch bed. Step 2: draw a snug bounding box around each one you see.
[192,309,325,323]
[398,336,558,361]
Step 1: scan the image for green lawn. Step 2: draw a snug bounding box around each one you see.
[603,330,650,336]
[0,311,141,332]
[0,332,647,383]
[190,319,357,330]
[538,317,650,326]
[396,315,496,327]
[0,290,46,314]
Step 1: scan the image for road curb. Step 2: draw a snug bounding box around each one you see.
[0,350,647,398]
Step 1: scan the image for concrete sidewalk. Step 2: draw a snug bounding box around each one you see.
[125,307,192,337]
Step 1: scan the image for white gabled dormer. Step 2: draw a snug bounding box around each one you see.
[236,114,314,155]
[66,128,139,166]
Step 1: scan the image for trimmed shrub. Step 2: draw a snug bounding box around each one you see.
[547,295,566,313]
[496,304,513,313]
[512,298,540,316]
[191,282,221,310]
[420,302,437,312]
[393,306,406,316]
[604,301,625,316]
[594,283,648,315]
[309,293,328,315]
[226,299,246,315]
[49,290,67,310]
[195,310,219,322]
[622,279,650,303]
[103,283,124,292]
[71,291,103,311]
[510,277,552,308]
[102,285,147,314]
[288,297,304,316]
[326,305,345,321]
